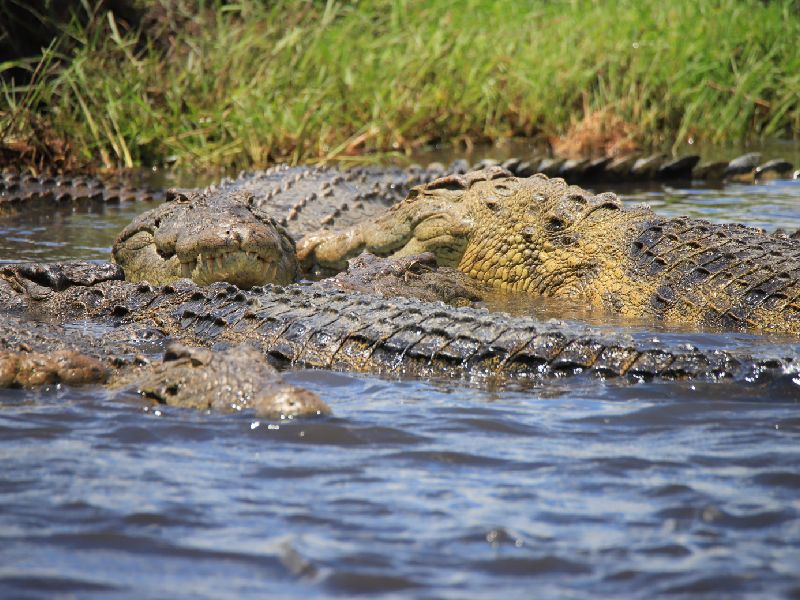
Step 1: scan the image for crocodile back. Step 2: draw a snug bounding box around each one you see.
[631,216,800,332]
[211,165,441,239]
[0,171,160,214]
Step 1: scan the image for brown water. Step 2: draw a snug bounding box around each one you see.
[1,163,800,598]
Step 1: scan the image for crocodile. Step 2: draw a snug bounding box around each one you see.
[297,167,800,336]
[473,151,797,183]
[1,259,798,394]
[1,150,795,213]
[111,188,300,287]
[0,169,162,215]
[0,307,330,418]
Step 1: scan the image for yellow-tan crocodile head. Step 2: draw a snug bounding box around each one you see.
[297,167,647,297]
[113,189,297,288]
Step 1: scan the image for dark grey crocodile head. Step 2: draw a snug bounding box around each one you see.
[112,189,297,288]
[134,343,331,419]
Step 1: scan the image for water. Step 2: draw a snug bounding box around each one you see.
[1,165,800,598]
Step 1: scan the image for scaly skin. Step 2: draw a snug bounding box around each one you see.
[298,168,800,335]
[327,252,490,306]
[120,343,330,418]
[1,261,798,390]
[221,164,446,239]
[2,150,795,215]
[0,348,109,387]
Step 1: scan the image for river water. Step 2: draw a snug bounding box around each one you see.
[1,161,799,598]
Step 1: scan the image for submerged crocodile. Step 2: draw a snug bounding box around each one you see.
[0,304,329,418]
[0,170,162,214]
[299,168,800,335]
[0,163,442,224]
[1,259,798,393]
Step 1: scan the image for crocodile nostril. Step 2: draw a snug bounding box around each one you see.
[546,216,567,232]
[568,193,588,205]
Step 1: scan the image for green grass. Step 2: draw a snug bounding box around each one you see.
[2,0,799,170]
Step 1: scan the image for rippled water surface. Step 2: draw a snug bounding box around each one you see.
[1,166,800,598]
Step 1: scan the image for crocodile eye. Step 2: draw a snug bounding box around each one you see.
[596,192,622,210]
[426,177,466,192]
[567,193,588,205]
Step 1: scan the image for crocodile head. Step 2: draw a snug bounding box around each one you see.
[297,167,634,294]
[135,344,331,418]
[112,189,297,288]
[296,168,504,271]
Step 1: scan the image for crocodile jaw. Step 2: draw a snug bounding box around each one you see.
[181,249,295,287]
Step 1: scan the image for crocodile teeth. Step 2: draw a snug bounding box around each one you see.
[265,263,276,281]
[181,261,196,278]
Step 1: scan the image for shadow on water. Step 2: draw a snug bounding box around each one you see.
[1,146,800,598]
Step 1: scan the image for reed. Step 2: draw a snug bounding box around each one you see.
[2,0,798,169]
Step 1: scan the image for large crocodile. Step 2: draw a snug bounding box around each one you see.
[299,168,800,336]
[1,259,798,393]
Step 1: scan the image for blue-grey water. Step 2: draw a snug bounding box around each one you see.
[1,168,799,598]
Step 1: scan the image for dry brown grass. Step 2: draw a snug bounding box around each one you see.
[551,109,640,159]
[0,132,76,173]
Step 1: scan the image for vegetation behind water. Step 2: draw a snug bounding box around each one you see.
[2,0,799,170]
